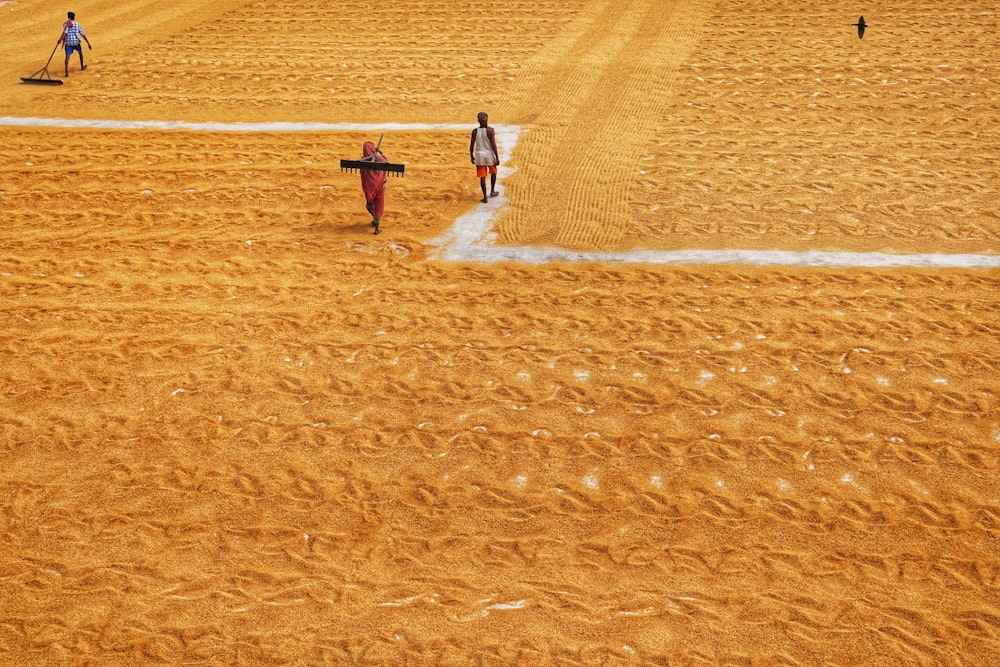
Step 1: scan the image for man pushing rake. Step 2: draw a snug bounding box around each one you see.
[57,11,92,78]
[21,10,92,84]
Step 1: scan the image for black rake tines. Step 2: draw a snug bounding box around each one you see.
[339,160,406,177]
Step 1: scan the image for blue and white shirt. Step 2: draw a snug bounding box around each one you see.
[63,21,86,46]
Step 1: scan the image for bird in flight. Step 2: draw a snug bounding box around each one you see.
[852,15,867,39]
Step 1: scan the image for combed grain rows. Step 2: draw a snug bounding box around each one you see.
[1,1,998,664]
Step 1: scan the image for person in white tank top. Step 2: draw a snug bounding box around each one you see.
[469,112,500,203]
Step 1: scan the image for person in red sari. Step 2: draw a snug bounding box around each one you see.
[360,140,388,235]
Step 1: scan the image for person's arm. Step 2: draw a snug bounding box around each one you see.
[57,27,65,45]
[487,127,500,165]
[470,129,477,163]
[82,30,92,49]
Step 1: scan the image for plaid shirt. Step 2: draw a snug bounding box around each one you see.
[63,21,85,46]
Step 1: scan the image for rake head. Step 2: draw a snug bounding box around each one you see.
[340,159,405,177]
[22,44,65,85]
[21,73,63,85]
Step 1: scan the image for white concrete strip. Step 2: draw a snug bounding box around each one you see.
[0,116,469,132]
[3,116,996,269]
[434,242,1000,269]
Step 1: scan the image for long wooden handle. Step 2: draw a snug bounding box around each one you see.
[44,42,60,67]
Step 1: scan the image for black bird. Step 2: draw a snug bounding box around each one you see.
[852,15,867,39]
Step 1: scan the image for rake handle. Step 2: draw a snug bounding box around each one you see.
[361,133,386,163]
[45,42,60,67]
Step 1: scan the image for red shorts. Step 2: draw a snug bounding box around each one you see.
[477,165,497,179]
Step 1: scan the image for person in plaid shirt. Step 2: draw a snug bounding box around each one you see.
[56,11,92,77]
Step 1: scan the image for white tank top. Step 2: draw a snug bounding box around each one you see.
[473,127,496,166]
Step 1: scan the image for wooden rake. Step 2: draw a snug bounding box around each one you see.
[20,44,64,85]
[340,133,405,177]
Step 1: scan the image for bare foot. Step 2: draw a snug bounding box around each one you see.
[480,197,488,204]
[490,191,499,197]
[81,65,87,71]
[373,226,381,235]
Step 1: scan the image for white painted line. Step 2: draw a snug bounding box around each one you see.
[0,116,469,132]
[435,243,1000,268]
[3,116,997,269]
